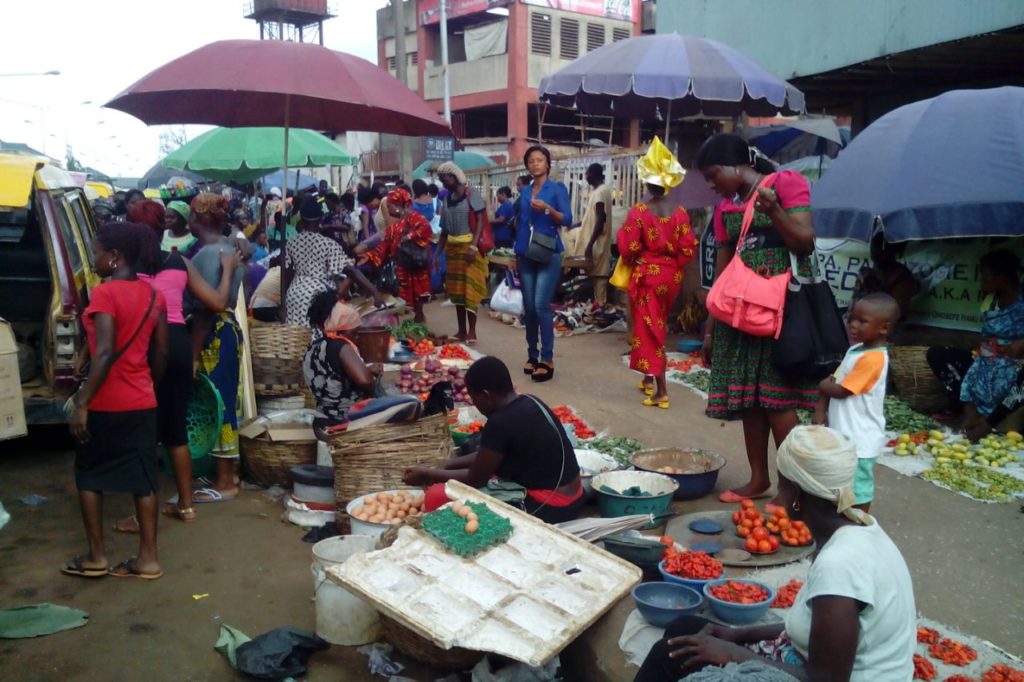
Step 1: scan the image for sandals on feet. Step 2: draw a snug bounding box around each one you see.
[192,487,238,504]
[641,397,669,409]
[531,363,554,382]
[161,503,197,523]
[108,558,163,581]
[524,360,538,375]
[112,515,140,534]
[60,555,108,579]
[638,381,655,396]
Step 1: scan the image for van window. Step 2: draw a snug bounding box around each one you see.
[67,193,94,252]
[0,207,29,243]
[53,196,84,272]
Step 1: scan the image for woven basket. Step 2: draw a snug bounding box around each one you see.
[240,431,318,487]
[249,324,311,396]
[380,615,484,671]
[329,413,451,530]
[889,345,947,414]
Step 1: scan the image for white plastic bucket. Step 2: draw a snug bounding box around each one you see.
[311,535,379,645]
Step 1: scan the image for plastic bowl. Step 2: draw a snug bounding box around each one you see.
[602,535,666,568]
[592,471,678,529]
[450,427,473,446]
[345,489,422,540]
[632,582,704,627]
[631,448,726,500]
[658,559,723,592]
[702,579,775,625]
[677,339,704,354]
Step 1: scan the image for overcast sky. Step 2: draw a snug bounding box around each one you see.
[0,0,389,178]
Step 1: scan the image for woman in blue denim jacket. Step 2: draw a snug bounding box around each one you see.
[514,145,572,382]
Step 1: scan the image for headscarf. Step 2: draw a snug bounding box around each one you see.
[387,187,412,208]
[435,161,467,185]
[190,193,228,229]
[776,425,873,526]
[323,302,362,339]
[636,135,686,189]
[166,200,191,223]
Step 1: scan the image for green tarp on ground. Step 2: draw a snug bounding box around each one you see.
[0,604,89,638]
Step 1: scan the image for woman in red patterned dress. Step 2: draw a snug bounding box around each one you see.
[358,188,433,323]
[616,137,697,408]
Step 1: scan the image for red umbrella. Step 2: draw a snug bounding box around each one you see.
[106,39,450,311]
[106,39,450,136]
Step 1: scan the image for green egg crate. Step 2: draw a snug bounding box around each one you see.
[422,501,514,557]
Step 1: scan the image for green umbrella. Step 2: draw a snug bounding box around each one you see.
[161,127,355,184]
[412,151,496,179]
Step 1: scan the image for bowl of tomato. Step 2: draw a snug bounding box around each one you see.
[702,579,775,625]
[658,550,724,591]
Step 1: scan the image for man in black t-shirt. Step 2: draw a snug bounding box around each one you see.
[403,357,584,522]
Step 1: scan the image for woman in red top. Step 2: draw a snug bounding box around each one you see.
[62,223,169,581]
[617,137,697,409]
[357,188,433,323]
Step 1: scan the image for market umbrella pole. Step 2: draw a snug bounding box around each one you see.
[280,95,290,321]
[664,98,672,144]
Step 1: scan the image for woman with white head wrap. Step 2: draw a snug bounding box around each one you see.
[635,426,916,682]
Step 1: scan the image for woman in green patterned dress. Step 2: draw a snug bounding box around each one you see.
[697,134,818,504]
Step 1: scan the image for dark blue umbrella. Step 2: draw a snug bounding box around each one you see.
[538,34,805,130]
[812,87,1024,242]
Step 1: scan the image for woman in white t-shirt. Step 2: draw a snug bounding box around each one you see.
[635,426,917,682]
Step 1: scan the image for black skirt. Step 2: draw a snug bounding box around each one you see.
[157,323,193,447]
[75,409,159,496]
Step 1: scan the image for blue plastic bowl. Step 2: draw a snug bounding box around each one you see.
[677,339,704,354]
[632,582,704,627]
[631,449,726,501]
[658,560,723,592]
[702,579,775,625]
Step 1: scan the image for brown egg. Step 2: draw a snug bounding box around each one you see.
[465,520,479,533]
[457,506,472,518]
[451,500,465,513]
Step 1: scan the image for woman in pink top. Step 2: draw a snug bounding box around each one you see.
[121,201,241,527]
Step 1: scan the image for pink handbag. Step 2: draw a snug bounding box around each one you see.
[705,174,790,339]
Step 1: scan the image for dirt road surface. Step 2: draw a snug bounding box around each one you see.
[1,303,1020,681]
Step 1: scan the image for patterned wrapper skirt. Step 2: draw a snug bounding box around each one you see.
[445,236,488,313]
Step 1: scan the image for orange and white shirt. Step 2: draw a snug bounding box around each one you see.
[828,344,888,459]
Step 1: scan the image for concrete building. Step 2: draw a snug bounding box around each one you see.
[657,0,1024,132]
[372,0,649,177]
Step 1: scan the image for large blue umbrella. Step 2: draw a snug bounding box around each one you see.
[538,34,805,132]
[812,87,1024,242]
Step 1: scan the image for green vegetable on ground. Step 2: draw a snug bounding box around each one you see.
[386,320,430,342]
[884,396,938,433]
[921,464,1024,502]
[581,436,644,467]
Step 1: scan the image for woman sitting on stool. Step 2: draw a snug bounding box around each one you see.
[403,357,584,523]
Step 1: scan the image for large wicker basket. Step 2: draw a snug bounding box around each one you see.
[889,345,947,414]
[249,324,311,397]
[240,430,318,487]
[329,413,451,530]
[380,615,484,671]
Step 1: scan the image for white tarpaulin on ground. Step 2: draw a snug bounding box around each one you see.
[464,20,508,61]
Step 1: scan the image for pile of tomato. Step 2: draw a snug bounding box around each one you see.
[662,548,723,580]
[412,339,436,356]
[453,421,483,434]
[667,355,705,373]
[913,654,937,680]
[732,500,811,553]
[707,580,769,605]
[552,405,596,439]
[928,638,978,667]
[983,665,1024,682]
[944,674,975,682]
[771,579,804,608]
[917,626,942,644]
[439,343,472,360]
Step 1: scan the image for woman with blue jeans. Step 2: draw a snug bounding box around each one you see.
[514,146,572,382]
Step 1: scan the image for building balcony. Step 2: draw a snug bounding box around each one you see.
[424,54,509,101]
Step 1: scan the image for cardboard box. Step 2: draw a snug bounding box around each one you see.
[0,320,28,441]
[238,419,316,443]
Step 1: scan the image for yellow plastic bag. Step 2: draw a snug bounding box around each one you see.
[609,258,633,289]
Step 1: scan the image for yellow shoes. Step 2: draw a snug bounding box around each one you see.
[637,381,654,396]
[642,397,670,409]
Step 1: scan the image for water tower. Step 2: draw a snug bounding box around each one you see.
[244,0,335,44]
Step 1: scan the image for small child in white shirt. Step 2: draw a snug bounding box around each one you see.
[814,293,901,512]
